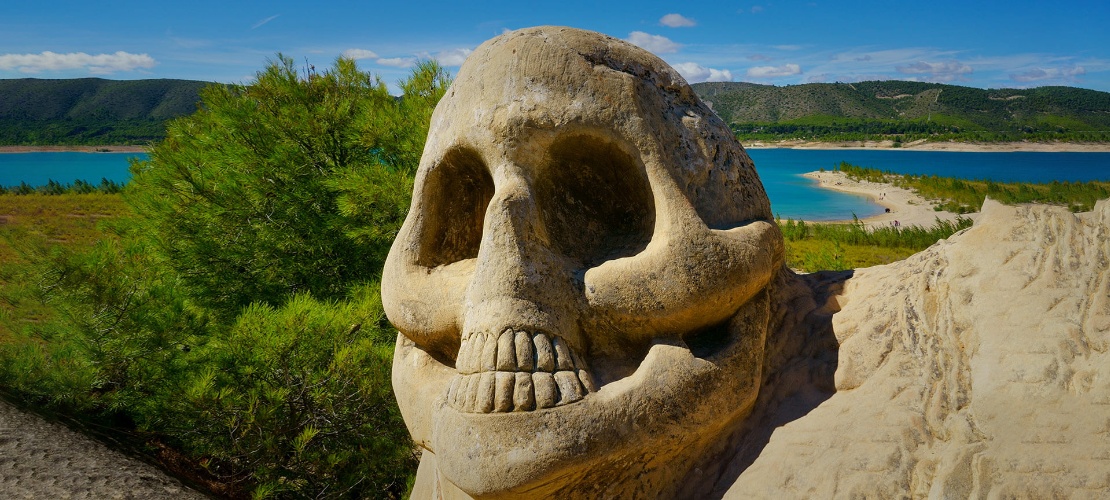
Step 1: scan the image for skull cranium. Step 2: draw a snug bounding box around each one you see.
[383,26,784,498]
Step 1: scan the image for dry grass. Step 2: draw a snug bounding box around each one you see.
[0,193,128,340]
[0,193,127,265]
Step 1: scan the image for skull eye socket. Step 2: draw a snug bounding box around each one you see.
[416,147,494,267]
[536,134,655,267]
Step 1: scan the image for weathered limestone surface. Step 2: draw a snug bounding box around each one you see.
[726,199,1110,498]
[385,25,1110,499]
[383,26,783,498]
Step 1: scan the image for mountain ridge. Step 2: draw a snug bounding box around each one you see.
[2,78,1110,145]
[0,78,210,145]
[692,80,1110,141]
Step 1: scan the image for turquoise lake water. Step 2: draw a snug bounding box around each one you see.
[3,150,1110,221]
[0,152,145,188]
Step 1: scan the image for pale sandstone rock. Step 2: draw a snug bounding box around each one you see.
[382,26,783,498]
[724,199,1110,498]
[384,25,1110,499]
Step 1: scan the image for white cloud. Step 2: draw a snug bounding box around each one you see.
[377,57,417,68]
[342,48,378,60]
[0,51,156,74]
[896,60,972,82]
[672,62,733,83]
[434,48,472,66]
[660,13,696,28]
[625,31,681,54]
[252,14,280,29]
[1010,65,1085,83]
[747,63,801,78]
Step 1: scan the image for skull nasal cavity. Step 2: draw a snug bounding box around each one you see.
[536,135,655,266]
[416,147,494,267]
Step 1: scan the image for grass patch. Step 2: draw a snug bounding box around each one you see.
[0,193,128,341]
[780,216,973,272]
[0,193,127,260]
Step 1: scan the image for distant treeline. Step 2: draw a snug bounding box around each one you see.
[0,78,209,145]
[0,178,124,195]
[693,80,1110,143]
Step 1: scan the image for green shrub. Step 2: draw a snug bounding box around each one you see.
[0,55,445,498]
[173,285,414,498]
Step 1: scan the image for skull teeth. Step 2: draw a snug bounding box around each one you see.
[449,329,596,413]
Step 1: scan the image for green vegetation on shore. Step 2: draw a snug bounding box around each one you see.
[780,216,973,271]
[0,56,447,498]
[834,161,1110,213]
[0,178,124,195]
[779,161,1110,272]
[692,81,1110,143]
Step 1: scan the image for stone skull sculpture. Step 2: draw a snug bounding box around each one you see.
[382,26,784,498]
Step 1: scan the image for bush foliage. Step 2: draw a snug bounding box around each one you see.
[0,55,448,498]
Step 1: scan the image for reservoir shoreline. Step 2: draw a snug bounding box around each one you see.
[0,145,148,154]
[742,140,1110,153]
[4,141,1110,154]
[801,170,974,228]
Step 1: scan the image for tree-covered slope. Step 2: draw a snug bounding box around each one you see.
[0,78,210,145]
[693,81,1110,141]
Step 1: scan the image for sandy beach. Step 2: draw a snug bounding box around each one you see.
[802,169,977,228]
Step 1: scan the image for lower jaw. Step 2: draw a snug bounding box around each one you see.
[394,291,770,497]
[431,340,763,498]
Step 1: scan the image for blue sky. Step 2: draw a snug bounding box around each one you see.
[2,1,1107,93]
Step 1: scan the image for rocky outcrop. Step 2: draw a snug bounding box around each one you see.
[725,199,1110,497]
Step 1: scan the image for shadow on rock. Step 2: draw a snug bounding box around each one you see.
[688,268,851,497]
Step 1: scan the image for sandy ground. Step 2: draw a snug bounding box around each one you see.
[802,169,977,228]
[0,398,205,499]
[744,139,1110,153]
[0,145,148,153]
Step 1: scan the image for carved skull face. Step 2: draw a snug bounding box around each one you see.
[383,27,784,497]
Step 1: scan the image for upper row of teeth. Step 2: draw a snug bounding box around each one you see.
[449,329,598,413]
[457,328,585,375]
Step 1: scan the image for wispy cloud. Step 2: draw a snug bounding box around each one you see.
[1010,65,1085,83]
[896,60,973,82]
[252,14,280,30]
[747,63,801,78]
[748,54,773,61]
[342,48,378,60]
[672,62,733,83]
[433,48,472,66]
[625,31,681,54]
[0,51,156,74]
[660,13,696,28]
[750,6,765,14]
[377,57,417,68]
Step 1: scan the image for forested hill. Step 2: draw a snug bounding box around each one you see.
[0,78,209,145]
[692,81,1110,142]
[5,78,1110,145]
